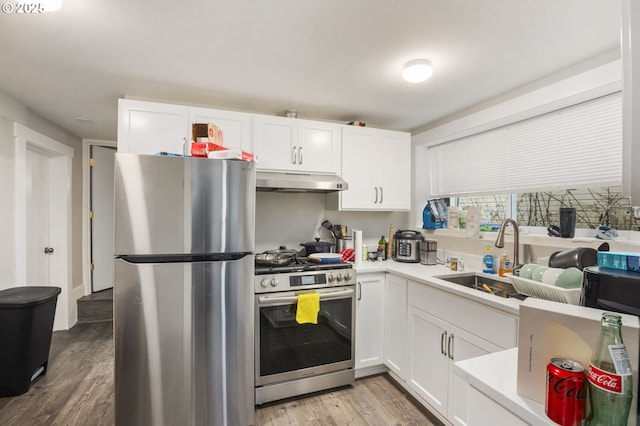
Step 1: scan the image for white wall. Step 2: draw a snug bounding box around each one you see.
[0,90,83,291]
[255,192,411,253]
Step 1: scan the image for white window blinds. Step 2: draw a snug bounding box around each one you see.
[428,92,622,197]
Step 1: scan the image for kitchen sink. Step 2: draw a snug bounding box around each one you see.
[435,273,520,299]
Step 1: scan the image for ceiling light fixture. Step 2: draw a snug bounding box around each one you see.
[402,59,433,83]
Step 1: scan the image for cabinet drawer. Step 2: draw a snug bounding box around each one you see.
[408,281,517,349]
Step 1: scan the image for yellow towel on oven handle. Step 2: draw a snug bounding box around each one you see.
[296,292,320,324]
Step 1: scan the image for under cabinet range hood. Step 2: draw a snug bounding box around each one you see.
[256,171,348,193]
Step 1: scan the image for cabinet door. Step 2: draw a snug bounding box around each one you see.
[297,119,342,174]
[447,326,500,426]
[340,126,379,209]
[407,306,450,416]
[355,274,385,371]
[467,386,529,426]
[378,130,411,210]
[253,115,297,171]
[384,274,407,379]
[117,99,189,155]
[189,107,253,152]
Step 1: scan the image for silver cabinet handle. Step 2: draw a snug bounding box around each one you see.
[380,187,384,204]
[291,146,297,165]
[298,147,303,165]
[374,187,379,204]
[448,334,454,360]
[182,137,189,156]
[441,330,448,356]
[44,247,54,254]
[357,282,362,301]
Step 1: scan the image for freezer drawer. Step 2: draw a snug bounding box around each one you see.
[114,255,254,426]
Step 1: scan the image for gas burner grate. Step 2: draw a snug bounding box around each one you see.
[254,257,352,275]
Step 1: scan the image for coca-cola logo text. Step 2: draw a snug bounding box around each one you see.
[548,374,587,400]
[588,364,623,394]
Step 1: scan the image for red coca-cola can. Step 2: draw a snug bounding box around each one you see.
[546,358,587,426]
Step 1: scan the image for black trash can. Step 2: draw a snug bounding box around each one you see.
[0,286,61,397]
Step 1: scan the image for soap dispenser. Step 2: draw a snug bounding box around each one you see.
[482,244,496,274]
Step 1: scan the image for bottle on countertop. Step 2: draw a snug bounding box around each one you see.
[388,225,395,259]
[498,251,512,277]
[586,312,633,425]
[377,235,387,261]
[482,244,496,274]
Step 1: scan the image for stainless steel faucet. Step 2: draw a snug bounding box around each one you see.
[495,218,519,267]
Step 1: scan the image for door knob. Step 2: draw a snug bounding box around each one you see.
[44,247,54,254]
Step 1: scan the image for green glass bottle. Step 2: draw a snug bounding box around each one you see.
[586,313,633,425]
[377,235,387,261]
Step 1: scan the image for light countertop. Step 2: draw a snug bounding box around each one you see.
[454,348,555,425]
[353,260,522,316]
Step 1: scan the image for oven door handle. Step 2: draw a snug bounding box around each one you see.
[258,288,354,305]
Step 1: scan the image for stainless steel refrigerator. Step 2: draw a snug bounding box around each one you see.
[113,153,255,426]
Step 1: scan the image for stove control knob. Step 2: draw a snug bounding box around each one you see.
[328,273,335,282]
[270,278,279,287]
[336,272,343,282]
[344,272,352,281]
[260,278,269,288]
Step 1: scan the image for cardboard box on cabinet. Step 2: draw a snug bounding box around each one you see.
[517,298,639,425]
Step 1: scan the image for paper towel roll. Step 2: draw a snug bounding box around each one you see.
[353,230,362,267]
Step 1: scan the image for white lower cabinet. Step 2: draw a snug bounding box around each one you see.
[383,274,407,379]
[466,386,528,426]
[447,326,501,426]
[407,306,450,415]
[407,307,500,425]
[353,273,518,425]
[406,280,517,426]
[355,273,385,374]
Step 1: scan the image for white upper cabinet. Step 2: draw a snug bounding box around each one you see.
[188,107,253,152]
[118,99,190,155]
[252,115,297,171]
[378,129,411,209]
[339,126,411,211]
[253,116,342,174]
[118,99,253,155]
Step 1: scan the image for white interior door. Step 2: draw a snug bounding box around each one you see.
[91,145,115,292]
[15,123,74,331]
[25,148,52,285]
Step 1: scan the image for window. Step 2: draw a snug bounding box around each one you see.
[428,92,623,197]
[455,186,640,231]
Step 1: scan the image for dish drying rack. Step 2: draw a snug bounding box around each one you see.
[507,274,581,305]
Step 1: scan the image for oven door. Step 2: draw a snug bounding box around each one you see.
[255,286,355,386]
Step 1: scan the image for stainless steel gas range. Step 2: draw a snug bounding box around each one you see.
[254,258,356,404]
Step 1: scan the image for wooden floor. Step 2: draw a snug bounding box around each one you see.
[76,289,113,324]
[255,376,440,425]
[0,322,440,426]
